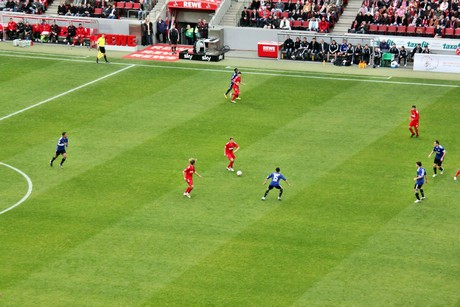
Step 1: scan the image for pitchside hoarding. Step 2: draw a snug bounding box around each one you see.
[413,53,460,73]
[378,36,460,53]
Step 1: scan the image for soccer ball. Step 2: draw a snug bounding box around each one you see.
[236,170,242,176]
[390,61,399,68]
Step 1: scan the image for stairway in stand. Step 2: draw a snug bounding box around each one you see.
[220,0,245,27]
[331,0,362,34]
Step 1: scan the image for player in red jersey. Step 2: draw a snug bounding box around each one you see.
[224,137,240,171]
[409,105,420,137]
[230,72,242,103]
[182,158,202,198]
[454,169,460,181]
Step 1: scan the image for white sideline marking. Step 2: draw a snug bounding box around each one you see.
[0,52,458,88]
[0,162,33,216]
[0,64,135,122]
[0,49,88,59]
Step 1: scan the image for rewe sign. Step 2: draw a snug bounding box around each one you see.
[183,1,202,8]
[101,34,137,47]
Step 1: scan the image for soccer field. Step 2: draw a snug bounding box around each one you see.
[0,49,459,306]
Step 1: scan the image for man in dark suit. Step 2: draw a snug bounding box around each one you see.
[318,39,329,62]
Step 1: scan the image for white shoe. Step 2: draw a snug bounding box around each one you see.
[278,196,281,200]
[432,174,437,177]
[261,197,265,201]
[421,197,425,200]
[455,177,458,181]
[414,199,421,203]
[236,97,241,100]
[183,193,191,198]
[440,171,444,175]
[227,167,234,172]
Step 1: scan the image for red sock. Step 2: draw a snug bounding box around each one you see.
[229,161,234,168]
[409,127,414,135]
[414,126,419,136]
[455,170,460,177]
[231,93,237,101]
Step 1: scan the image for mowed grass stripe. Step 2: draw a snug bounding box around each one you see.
[0,69,273,303]
[142,83,452,305]
[291,90,460,306]
[0,74,335,305]
[0,61,458,306]
[0,58,123,117]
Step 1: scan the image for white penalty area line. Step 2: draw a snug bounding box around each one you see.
[0,64,135,122]
[0,52,458,88]
[0,162,33,216]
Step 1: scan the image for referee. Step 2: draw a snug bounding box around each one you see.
[96,33,109,64]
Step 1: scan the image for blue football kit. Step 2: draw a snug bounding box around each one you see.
[56,136,68,152]
[433,145,445,160]
[267,172,287,187]
[416,167,426,186]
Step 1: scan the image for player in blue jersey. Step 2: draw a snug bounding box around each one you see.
[428,140,446,177]
[224,67,238,99]
[261,167,290,201]
[50,132,69,168]
[413,161,427,203]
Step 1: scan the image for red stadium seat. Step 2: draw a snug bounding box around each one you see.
[454,28,460,37]
[116,1,125,9]
[301,20,309,30]
[397,25,406,35]
[280,11,289,19]
[292,20,302,30]
[424,26,435,37]
[387,25,397,34]
[377,25,388,35]
[406,25,415,35]
[368,24,378,34]
[416,26,425,36]
[443,27,454,38]
[132,2,141,9]
[93,7,102,17]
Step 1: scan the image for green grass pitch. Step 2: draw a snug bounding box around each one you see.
[0,52,459,306]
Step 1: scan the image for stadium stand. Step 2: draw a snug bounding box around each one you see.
[239,0,347,31]
[348,0,460,38]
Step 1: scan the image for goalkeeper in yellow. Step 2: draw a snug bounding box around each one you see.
[96,34,109,64]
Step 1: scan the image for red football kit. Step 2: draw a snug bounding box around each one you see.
[409,108,420,137]
[183,164,196,194]
[225,141,239,160]
[231,75,241,102]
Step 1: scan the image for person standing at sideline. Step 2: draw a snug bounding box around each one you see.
[168,24,179,55]
[224,137,240,171]
[428,140,446,177]
[413,161,427,203]
[262,167,290,201]
[182,158,202,198]
[50,132,69,168]
[96,33,109,63]
[409,105,419,137]
[142,17,153,45]
[224,68,238,99]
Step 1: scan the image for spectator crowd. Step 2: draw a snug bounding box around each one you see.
[349,0,460,35]
[239,0,346,32]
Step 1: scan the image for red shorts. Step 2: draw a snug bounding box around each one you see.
[226,153,235,160]
[185,178,193,187]
[409,120,419,128]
